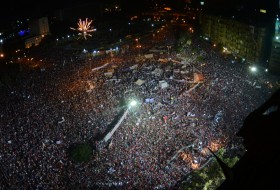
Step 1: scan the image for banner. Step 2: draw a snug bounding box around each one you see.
[145,98,155,103]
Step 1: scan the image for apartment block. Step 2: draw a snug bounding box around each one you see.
[200,14,268,66]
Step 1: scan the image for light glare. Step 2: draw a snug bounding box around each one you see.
[250,66,257,72]
[129,100,137,107]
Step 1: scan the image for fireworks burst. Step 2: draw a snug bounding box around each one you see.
[70,18,95,40]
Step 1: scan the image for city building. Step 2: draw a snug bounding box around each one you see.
[25,17,49,48]
[199,0,279,73]
[28,17,49,36]
[269,15,280,73]
[25,35,44,48]
[200,14,268,66]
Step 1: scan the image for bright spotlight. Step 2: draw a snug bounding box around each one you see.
[250,66,257,72]
[129,100,137,107]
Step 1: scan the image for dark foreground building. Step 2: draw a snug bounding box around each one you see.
[218,88,280,190]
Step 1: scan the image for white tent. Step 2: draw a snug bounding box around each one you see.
[130,64,138,70]
[173,69,180,73]
[144,65,153,70]
[152,68,163,76]
[144,53,154,59]
[135,79,145,86]
[104,72,113,77]
[135,57,144,62]
[159,80,168,89]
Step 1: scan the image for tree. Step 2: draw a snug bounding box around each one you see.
[0,62,21,89]
[181,148,239,190]
[69,143,93,163]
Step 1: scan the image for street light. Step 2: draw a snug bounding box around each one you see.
[136,45,141,56]
[250,66,257,72]
[167,45,171,57]
[135,38,141,56]
[103,99,138,142]
[129,100,137,108]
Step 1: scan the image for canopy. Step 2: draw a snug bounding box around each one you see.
[135,79,145,85]
[194,73,204,83]
[159,80,168,89]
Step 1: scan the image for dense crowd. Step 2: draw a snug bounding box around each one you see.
[1,24,279,189]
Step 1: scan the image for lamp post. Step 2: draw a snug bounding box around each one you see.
[136,38,141,56]
[103,100,138,142]
[167,45,171,58]
[137,45,141,56]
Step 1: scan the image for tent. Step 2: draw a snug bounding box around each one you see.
[152,68,163,76]
[135,79,145,86]
[159,80,168,89]
[107,69,114,73]
[130,64,138,70]
[104,72,113,77]
[174,69,180,73]
[135,57,144,62]
[144,53,154,59]
[193,73,204,83]
[165,66,171,71]
[158,58,168,63]
[86,81,95,90]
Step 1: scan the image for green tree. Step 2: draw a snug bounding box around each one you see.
[196,55,205,62]
[181,148,239,190]
[69,143,93,163]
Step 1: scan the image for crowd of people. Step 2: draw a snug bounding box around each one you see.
[1,24,279,189]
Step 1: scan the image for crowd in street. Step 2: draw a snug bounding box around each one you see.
[1,24,279,189]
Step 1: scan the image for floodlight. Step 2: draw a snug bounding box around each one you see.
[129,100,137,107]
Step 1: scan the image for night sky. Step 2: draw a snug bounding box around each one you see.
[0,0,156,25]
[0,1,105,23]
[1,1,76,20]
[0,0,278,25]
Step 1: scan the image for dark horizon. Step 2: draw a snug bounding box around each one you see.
[0,0,278,22]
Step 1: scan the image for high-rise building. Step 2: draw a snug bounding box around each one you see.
[200,14,268,66]
[269,14,280,73]
[28,17,49,36]
[25,17,49,48]
[199,0,279,73]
